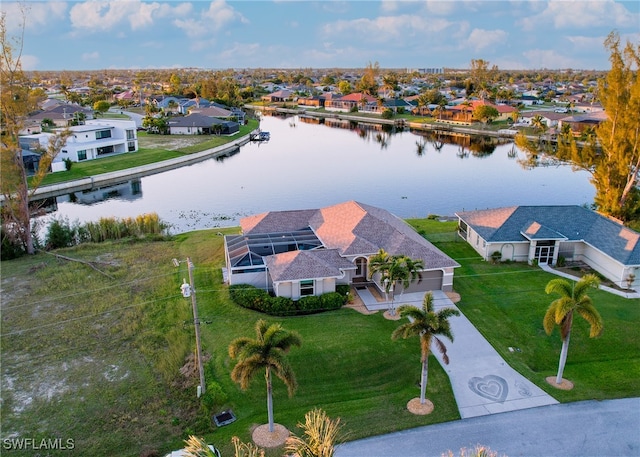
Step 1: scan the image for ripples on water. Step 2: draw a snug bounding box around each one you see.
[36,114,595,234]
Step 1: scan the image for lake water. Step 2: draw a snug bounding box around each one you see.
[36,113,596,234]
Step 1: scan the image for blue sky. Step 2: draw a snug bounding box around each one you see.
[3,0,639,71]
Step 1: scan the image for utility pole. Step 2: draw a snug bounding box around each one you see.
[177,257,206,397]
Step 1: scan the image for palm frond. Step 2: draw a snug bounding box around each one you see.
[577,303,604,337]
[433,336,450,365]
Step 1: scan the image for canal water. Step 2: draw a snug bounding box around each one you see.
[35,113,595,234]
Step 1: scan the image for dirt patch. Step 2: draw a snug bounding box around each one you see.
[138,134,210,151]
[545,376,574,390]
[252,423,289,448]
[383,310,402,320]
[407,397,434,415]
[446,291,461,303]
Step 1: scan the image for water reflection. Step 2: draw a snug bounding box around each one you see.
[34,114,595,234]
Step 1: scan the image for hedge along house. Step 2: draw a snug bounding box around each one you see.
[224,201,460,300]
[456,206,640,290]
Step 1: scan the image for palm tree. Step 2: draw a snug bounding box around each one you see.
[543,274,603,385]
[392,292,460,405]
[229,320,302,432]
[284,408,343,457]
[368,249,424,314]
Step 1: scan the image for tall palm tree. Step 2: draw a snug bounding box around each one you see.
[392,292,460,404]
[543,274,603,385]
[284,408,343,457]
[368,249,424,314]
[229,320,302,432]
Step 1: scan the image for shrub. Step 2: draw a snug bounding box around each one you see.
[490,251,502,264]
[336,284,350,296]
[229,284,346,315]
[0,225,25,260]
[556,256,566,267]
[320,292,346,310]
[298,295,322,311]
[63,158,73,171]
[381,108,393,119]
[45,217,77,249]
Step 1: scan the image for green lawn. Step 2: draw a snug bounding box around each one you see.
[1,220,638,457]
[33,119,258,187]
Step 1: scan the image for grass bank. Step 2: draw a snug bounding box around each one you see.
[1,219,637,457]
[34,119,258,187]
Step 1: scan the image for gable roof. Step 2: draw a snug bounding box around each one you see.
[456,206,640,265]
[265,249,356,282]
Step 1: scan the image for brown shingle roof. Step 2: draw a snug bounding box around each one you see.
[265,249,355,282]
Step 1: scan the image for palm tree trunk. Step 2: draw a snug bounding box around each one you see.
[420,357,429,404]
[266,367,274,432]
[556,333,571,384]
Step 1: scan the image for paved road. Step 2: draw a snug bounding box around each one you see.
[335,397,640,457]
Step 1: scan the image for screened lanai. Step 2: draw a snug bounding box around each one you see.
[224,227,323,273]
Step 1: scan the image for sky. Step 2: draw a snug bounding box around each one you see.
[2,0,639,71]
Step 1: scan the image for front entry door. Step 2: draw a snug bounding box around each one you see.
[535,243,555,264]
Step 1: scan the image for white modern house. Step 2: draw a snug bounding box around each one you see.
[456,206,640,290]
[19,119,138,172]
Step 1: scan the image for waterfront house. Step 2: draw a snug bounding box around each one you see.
[166,114,239,135]
[19,119,138,172]
[224,201,459,300]
[456,206,640,290]
[325,93,378,113]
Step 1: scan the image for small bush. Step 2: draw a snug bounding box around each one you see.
[298,295,322,311]
[490,251,502,264]
[1,225,25,260]
[381,108,393,119]
[45,217,77,249]
[336,284,350,296]
[320,292,346,310]
[63,158,73,171]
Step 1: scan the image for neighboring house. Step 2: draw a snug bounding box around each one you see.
[166,114,239,135]
[519,111,567,128]
[26,103,94,128]
[224,201,460,300]
[456,206,640,290]
[383,98,414,113]
[325,93,378,113]
[261,89,293,103]
[559,112,608,136]
[20,119,138,172]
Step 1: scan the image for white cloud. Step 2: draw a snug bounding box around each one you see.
[1,1,67,33]
[19,54,39,71]
[82,51,100,61]
[69,0,190,32]
[173,0,247,38]
[522,49,583,69]
[465,28,508,52]
[322,14,453,42]
[518,0,638,31]
[203,0,248,29]
[381,1,399,13]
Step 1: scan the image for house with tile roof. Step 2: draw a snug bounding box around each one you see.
[456,206,640,290]
[224,201,459,300]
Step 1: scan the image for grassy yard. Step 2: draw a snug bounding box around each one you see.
[1,219,638,457]
[33,119,258,187]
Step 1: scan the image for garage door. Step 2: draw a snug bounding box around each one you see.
[404,270,443,293]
